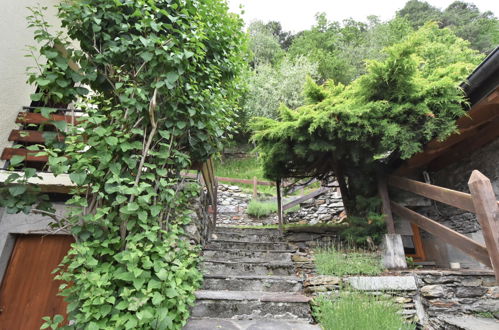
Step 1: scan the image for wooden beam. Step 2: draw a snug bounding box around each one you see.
[8,130,64,143]
[468,170,499,281]
[428,116,499,172]
[276,180,283,234]
[388,176,475,213]
[16,112,81,125]
[391,201,491,267]
[378,176,395,234]
[282,187,328,211]
[0,148,48,163]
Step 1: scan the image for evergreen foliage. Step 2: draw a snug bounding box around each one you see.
[251,24,482,214]
[1,0,246,328]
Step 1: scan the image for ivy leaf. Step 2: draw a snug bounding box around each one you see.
[51,120,67,131]
[127,202,139,212]
[9,185,27,197]
[157,269,168,281]
[69,172,87,186]
[10,155,25,166]
[36,78,51,86]
[105,136,118,146]
[151,292,164,306]
[165,288,177,298]
[150,205,162,217]
[140,52,153,62]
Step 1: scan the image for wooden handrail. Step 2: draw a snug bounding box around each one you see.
[388,175,476,212]
[282,187,329,211]
[391,201,491,267]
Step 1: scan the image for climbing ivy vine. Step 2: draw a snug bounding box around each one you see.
[1,0,246,328]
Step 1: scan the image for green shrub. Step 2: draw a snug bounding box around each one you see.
[314,247,383,276]
[246,200,277,218]
[313,292,415,330]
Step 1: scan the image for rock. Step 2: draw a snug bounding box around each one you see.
[456,286,488,298]
[292,255,311,263]
[428,300,458,308]
[421,285,445,298]
[487,287,499,298]
[348,276,417,291]
[305,275,341,286]
[394,297,412,304]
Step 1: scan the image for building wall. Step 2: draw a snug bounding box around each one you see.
[0,0,61,164]
[412,138,499,268]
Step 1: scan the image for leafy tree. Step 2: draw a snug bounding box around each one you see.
[1,0,246,328]
[251,24,482,216]
[248,21,285,66]
[442,1,499,53]
[264,21,294,50]
[242,56,318,121]
[397,0,499,53]
[396,0,442,28]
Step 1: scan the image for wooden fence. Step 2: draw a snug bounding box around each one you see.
[379,170,499,281]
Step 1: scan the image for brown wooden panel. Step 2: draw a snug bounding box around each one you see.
[391,201,491,267]
[8,130,65,143]
[0,148,48,163]
[388,176,476,213]
[16,112,81,125]
[0,235,74,330]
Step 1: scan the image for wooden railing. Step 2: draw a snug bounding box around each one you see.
[380,170,499,281]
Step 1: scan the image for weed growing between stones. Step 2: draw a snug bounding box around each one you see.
[314,246,383,276]
[312,291,416,330]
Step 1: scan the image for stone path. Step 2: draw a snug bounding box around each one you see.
[184,227,320,330]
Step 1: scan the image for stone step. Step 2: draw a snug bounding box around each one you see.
[191,290,312,320]
[213,227,281,235]
[202,274,303,292]
[202,249,293,263]
[184,317,321,330]
[202,260,296,276]
[205,240,290,251]
[210,231,283,242]
[440,315,499,330]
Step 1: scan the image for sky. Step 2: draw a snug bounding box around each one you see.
[227,0,499,33]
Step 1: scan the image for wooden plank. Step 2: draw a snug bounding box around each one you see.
[468,170,499,282]
[428,116,499,172]
[16,112,81,125]
[0,235,73,328]
[388,175,475,213]
[378,176,395,234]
[276,180,284,234]
[8,130,64,143]
[391,201,491,267]
[252,176,258,198]
[0,148,48,163]
[282,187,328,211]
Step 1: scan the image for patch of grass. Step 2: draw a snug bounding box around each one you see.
[313,292,415,330]
[314,247,383,276]
[474,311,496,318]
[246,200,301,219]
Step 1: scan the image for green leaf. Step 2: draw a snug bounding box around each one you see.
[10,155,25,166]
[51,120,67,131]
[127,202,139,212]
[30,93,44,101]
[140,52,153,62]
[9,185,27,197]
[105,136,118,146]
[36,78,51,86]
[157,268,168,281]
[69,172,87,186]
[151,292,164,306]
[150,205,162,217]
[176,121,186,130]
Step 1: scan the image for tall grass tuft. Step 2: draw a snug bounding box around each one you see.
[314,246,383,276]
[313,292,416,330]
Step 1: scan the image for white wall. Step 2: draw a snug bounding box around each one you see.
[0,0,61,163]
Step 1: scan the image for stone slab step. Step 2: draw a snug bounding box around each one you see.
[205,240,289,251]
[202,260,296,276]
[210,231,284,242]
[213,227,281,235]
[202,249,293,263]
[202,274,302,292]
[440,315,499,330]
[192,290,312,320]
[184,318,321,330]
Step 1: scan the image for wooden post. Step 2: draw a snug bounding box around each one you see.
[252,176,258,199]
[378,175,395,234]
[276,179,283,235]
[468,170,499,281]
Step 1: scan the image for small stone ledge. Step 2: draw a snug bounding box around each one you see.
[348,276,418,291]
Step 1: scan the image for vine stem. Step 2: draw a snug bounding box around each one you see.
[120,87,159,245]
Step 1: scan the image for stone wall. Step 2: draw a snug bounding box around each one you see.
[287,185,345,225]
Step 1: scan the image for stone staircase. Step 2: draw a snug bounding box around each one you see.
[185,227,319,329]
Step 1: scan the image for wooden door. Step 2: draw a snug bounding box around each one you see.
[0,235,74,330]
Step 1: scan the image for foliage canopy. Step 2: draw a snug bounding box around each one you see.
[251,24,482,213]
